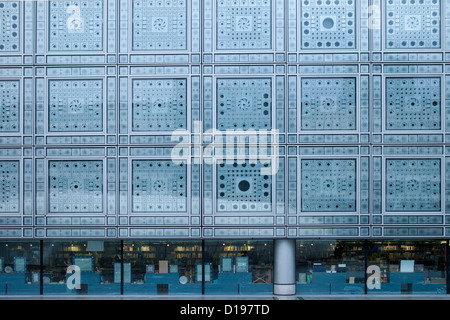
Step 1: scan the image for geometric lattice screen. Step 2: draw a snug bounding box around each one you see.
[1,0,450,240]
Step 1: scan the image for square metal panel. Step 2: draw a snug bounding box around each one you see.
[49,0,104,51]
[385,0,441,49]
[131,160,187,213]
[301,77,357,131]
[216,78,272,130]
[386,77,441,130]
[132,0,187,51]
[0,81,19,133]
[300,0,356,50]
[217,161,272,212]
[216,0,272,50]
[48,160,103,213]
[386,159,441,212]
[48,79,103,132]
[301,159,357,212]
[0,161,19,213]
[132,78,187,132]
[0,1,20,52]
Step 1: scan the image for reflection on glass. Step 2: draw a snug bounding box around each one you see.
[367,241,446,295]
[43,241,121,295]
[123,241,202,295]
[0,241,40,295]
[296,241,365,295]
[204,241,273,295]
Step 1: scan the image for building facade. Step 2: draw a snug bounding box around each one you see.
[0,0,449,296]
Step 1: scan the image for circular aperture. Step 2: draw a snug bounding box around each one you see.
[322,17,335,29]
[238,180,251,192]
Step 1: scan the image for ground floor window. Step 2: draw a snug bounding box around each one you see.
[0,239,448,295]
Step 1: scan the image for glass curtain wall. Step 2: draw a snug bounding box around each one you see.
[123,241,202,295]
[0,241,40,295]
[367,241,446,295]
[0,239,447,295]
[42,240,121,295]
[296,240,366,295]
[204,240,274,295]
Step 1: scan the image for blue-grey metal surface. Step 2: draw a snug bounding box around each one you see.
[0,0,449,239]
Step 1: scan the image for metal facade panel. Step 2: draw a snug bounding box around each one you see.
[0,0,449,239]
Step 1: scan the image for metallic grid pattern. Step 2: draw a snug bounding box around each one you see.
[132,0,187,51]
[217,161,272,212]
[132,78,187,132]
[300,0,356,49]
[48,79,103,132]
[0,1,20,52]
[0,161,19,213]
[385,0,441,49]
[216,0,272,50]
[131,160,187,213]
[48,160,103,214]
[216,78,272,130]
[301,159,357,212]
[49,0,104,51]
[386,159,441,212]
[301,78,357,131]
[0,81,19,133]
[386,77,441,130]
[0,0,450,240]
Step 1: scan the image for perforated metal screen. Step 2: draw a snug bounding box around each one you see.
[0,0,450,239]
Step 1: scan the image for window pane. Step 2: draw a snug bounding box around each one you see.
[204,240,273,295]
[123,241,202,295]
[43,241,121,295]
[0,241,40,295]
[367,241,446,295]
[296,240,365,295]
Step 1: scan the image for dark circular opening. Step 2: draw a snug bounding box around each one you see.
[238,180,251,192]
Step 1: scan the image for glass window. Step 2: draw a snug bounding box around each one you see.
[0,241,40,295]
[43,241,121,295]
[123,241,202,295]
[204,240,273,295]
[296,241,366,295]
[367,241,446,295]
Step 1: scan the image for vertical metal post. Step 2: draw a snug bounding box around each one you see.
[40,240,44,295]
[201,239,205,295]
[446,240,449,295]
[364,240,368,295]
[121,240,124,295]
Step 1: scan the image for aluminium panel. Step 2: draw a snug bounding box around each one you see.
[118,66,200,145]
[202,66,285,142]
[287,146,369,228]
[0,70,33,146]
[385,0,441,50]
[203,227,285,239]
[34,147,117,228]
[119,227,200,239]
[287,0,369,58]
[118,0,201,64]
[288,68,370,144]
[119,147,200,228]
[203,0,285,63]
[34,67,116,146]
[373,0,444,61]
[202,146,285,228]
[0,0,33,65]
[372,68,447,144]
[372,145,447,238]
[35,0,117,65]
[0,148,33,229]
